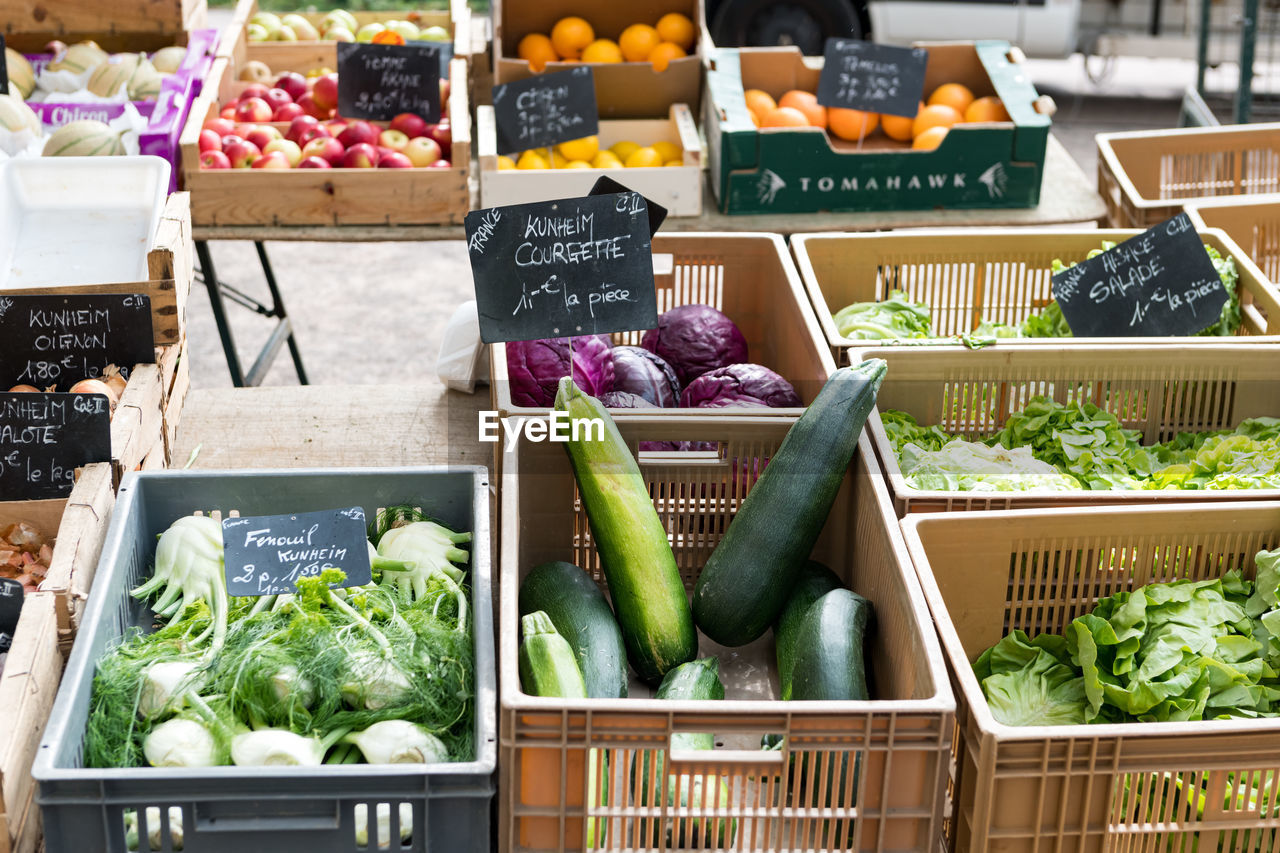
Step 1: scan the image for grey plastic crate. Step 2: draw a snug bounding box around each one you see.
[33,467,496,853]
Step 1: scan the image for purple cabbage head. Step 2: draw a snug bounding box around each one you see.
[610,346,681,407]
[505,335,614,407]
[599,391,657,409]
[680,363,801,409]
[640,304,747,386]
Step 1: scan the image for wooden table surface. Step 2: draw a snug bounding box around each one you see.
[192,135,1104,242]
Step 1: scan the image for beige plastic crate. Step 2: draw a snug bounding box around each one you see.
[853,342,1280,515]
[499,417,954,853]
[1186,194,1280,292]
[792,227,1280,362]
[1097,123,1280,228]
[490,232,838,417]
[901,502,1280,853]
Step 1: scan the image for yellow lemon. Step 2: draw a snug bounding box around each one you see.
[591,150,623,169]
[663,159,683,167]
[557,135,599,162]
[497,155,517,170]
[516,150,549,170]
[561,159,592,169]
[610,140,641,161]
[624,146,663,168]
[650,140,681,162]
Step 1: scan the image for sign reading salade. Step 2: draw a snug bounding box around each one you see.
[0,391,111,500]
[336,41,441,122]
[0,294,153,390]
[466,192,657,344]
[815,39,928,118]
[222,507,372,597]
[492,66,598,155]
[1051,213,1228,337]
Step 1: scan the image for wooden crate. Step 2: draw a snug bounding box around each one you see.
[0,0,205,39]
[1185,194,1280,289]
[1098,123,1280,228]
[179,54,472,226]
[155,340,191,467]
[477,103,704,216]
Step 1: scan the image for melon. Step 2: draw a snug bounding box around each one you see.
[127,59,163,100]
[48,41,108,75]
[149,45,187,74]
[0,94,41,135]
[43,120,125,156]
[4,48,35,99]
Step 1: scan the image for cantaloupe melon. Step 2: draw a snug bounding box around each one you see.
[48,41,108,75]
[42,120,125,156]
[4,48,35,99]
[0,94,41,135]
[149,45,187,74]
[127,59,163,100]
[87,54,143,98]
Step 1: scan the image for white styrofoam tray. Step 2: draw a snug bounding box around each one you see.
[0,156,170,289]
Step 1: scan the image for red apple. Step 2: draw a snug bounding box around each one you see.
[220,106,237,120]
[428,159,451,168]
[234,122,258,138]
[263,88,293,113]
[439,77,450,106]
[199,150,231,169]
[296,92,331,120]
[203,117,236,137]
[224,139,261,168]
[264,138,303,166]
[402,135,441,167]
[376,146,398,161]
[388,112,428,139]
[272,103,305,123]
[198,129,222,153]
[338,120,378,149]
[377,151,413,168]
[301,136,344,165]
[297,125,331,146]
[220,134,246,149]
[341,142,378,168]
[240,83,270,101]
[298,155,331,169]
[425,121,451,159]
[378,128,410,151]
[323,118,348,137]
[312,73,339,111]
[285,115,320,143]
[246,126,282,152]
[251,151,291,169]
[274,71,308,101]
[235,97,273,123]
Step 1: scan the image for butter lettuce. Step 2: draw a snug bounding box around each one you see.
[898,440,1082,492]
[832,290,933,340]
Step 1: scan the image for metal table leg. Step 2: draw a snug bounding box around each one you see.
[195,239,246,387]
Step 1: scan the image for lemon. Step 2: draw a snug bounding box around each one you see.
[560,159,592,169]
[624,146,663,168]
[516,150,549,170]
[610,140,641,162]
[591,150,623,169]
[663,159,683,167]
[557,135,599,162]
[651,140,681,162]
[497,155,517,170]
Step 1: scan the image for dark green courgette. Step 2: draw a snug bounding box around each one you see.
[791,589,873,702]
[519,560,628,698]
[774,560,843,701]
[518,611,587,699]
[693,360,886,647]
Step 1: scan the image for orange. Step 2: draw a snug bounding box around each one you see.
[655,12,696,50]
[743,88,776,118]
[880,105,919,142]
[912,126,948,151]
[550,16,594,59]
[964,95,1010,123]
[581,38,622,63]
[618,24,660,61]
[927,83,975,115]
[517,33,558,72]
[912,104,961,138]
[828,107,878,141]
[371,30,405,45]
[624,146,663,167]
[759,106,810,128]
[648,42,686,72]
[778,90,825,128]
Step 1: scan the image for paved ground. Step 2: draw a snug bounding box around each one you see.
[183,18,1214,389]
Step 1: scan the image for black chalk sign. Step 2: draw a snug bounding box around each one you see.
[0,392,111,500]
[816,39,928,118]
[0,294,153,390]
[492,66,598,155]
[0,578,21,654]
[0,35,8,96]
[466,192,657,344]
[1051,213,1228,337]
[222,507,372,597]
[336,41,441,122]
[589,175,667,237]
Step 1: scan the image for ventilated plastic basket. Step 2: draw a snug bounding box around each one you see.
[33,467,496,853]
[855,342,1280,515]
[499,417,954,853]
[901,502,1280,852]
[1186,194,1280,292]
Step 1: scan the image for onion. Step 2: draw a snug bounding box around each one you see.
[102,365,128,400]
[8,384,40,392]
[69,378,118,412]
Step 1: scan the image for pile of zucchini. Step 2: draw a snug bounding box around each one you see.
[517,362,886,846]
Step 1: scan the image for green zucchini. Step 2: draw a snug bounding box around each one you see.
[632,657,736,848]
[693,360,886,647]
[555,378,697,685]
[519,561,628,698]
[791,589,873,702]
[518,611,587,699]
[775,560,844,701]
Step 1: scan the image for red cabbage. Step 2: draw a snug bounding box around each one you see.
[505,335,613,407]
[640,304,747,385]
[680,364,800,408]
[599,391,657,408]
[610,346,681,407]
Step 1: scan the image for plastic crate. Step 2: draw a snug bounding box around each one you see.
[489,232,838,417]
[1097,123,1280,228]
[791,227,1280,363]
[900,502,1280,852]
[33,467,496,853]
[854,342,1280,515]
[499,418,954,853]
[1186,194,1280,292]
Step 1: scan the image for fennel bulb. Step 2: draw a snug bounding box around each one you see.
[345,720,448,764]
[142,718,220,767]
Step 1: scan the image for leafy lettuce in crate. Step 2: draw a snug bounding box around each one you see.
[832,290,932,340]
[506,335,614,407]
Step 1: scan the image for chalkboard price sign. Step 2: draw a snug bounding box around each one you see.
[492,66,599,155]
[466,192,658,344]
[0,293,154,390]
[0,578,22,654]
[588,175,667,237]
[0,35,9,97]
[222,507,372,597]
[816,39,928,118]
[0,392,111,500]
[1051,213,1228,337]
[336,42,441,122]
